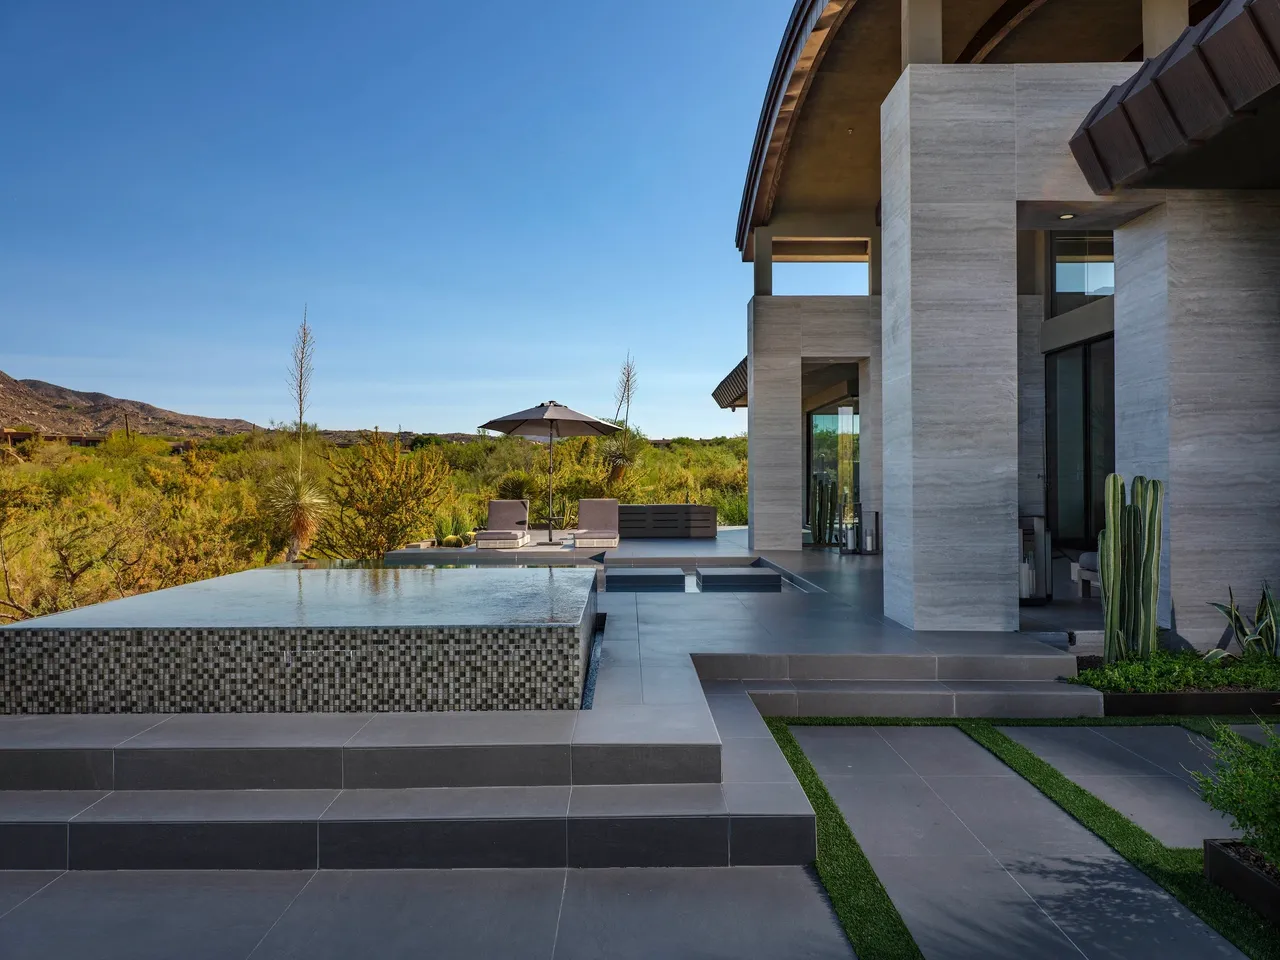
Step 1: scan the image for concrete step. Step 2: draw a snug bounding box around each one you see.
[0,709,721,791]
[0,783,814,870]
[696,567,781,592]
[604,567,686,592]
[745,680,1102,719]
[693,648,1079,683]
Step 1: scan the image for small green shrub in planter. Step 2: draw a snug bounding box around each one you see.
[1069,649,1280,693]
[1193,721,1280,871]
[441,535,463,548]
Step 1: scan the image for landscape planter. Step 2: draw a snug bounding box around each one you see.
[1204,839,1280,927]
[1102,691,1280,716]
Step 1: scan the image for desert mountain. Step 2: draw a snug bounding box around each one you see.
[0,371,259,438]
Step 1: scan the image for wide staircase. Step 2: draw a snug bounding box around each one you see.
[0,702,814,871]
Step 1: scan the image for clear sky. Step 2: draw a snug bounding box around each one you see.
[1,1,866,438]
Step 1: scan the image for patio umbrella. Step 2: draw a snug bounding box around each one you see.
[479,401,620,545]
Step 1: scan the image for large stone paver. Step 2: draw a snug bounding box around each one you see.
[999,726,1239,847]
[795,725,1243,960]
[0,867,853,960]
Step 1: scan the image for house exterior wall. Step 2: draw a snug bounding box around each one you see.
[879,62,1142,631]
[746,295,881,551]
[1115,194,1280,647]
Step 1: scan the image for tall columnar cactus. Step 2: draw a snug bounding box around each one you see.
[1098,473,1165,663]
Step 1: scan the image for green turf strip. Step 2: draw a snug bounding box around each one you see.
[772,714,1279,960]
[767,718,925,960]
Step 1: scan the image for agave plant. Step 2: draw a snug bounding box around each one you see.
[1205,582,1279,661]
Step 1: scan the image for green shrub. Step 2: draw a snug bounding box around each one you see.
[1193,721,1280,869]
[1069,649,1280,693]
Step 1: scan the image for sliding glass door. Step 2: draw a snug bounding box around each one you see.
[1045,336,1114,548]
[807,402,859,545]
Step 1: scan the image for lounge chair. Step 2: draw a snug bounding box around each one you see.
[475,499,531,549]
[575,498,620,548]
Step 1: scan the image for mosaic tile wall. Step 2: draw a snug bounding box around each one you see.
[1,593,596,714]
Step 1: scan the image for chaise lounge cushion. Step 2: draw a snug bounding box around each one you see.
[1078,551,1099,573]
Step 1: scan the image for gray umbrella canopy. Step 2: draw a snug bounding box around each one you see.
[479,401,620,544]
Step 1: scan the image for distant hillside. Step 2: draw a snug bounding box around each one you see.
[0,371,259,438]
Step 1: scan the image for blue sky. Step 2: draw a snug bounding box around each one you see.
[1,1,866,438]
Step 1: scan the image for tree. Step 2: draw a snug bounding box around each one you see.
[313,432,451,560]
[270,307,327,561]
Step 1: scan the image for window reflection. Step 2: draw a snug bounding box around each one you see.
[1052,232,1114,316]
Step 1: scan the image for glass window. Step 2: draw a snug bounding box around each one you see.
[1045,336,1115,547]
[1052,232,1114,317]
[807,401,859,545]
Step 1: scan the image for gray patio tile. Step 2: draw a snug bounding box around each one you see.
[553,866,855,960]
[999,726,1167,777]
[70,789,338,822]
[823,775,988,857]
[1069,775,1239,848]
[592,665,643,705]
[788,653,936,680]
[569,783,726,818]
[691,653,790,679]
[321,786,570,821]
[342,744,570,788]
[706,694,772,738]
[877,725,1016,776]
[0,869,311,960]
[0,714,173,749]
[599,640,640,666]
[115,746,343,790]
[0,791,108,822]
[791,726,914,776]
[1089,726,1217,782]
[572,703,718,745]
[870,854,1084,960]
[570,743,720,785]
[1005,854,1246,958]
[722,780,813,816]
[793,682,956,719]
[640,666,707,705]
[348,711,575,746]
[0,749,116,791]
[924,774,1108,857]
[936,654,1076,681]
[721,736,798,782]
[0,871,61,920]
[699,679,748,693]
[251,869,564,960]
[123,712,372,748]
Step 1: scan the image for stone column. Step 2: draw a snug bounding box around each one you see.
[901,0,942,68]
[858,317,883,525]
[880,65,1020,631]
[1115,194,1280,647]
[747,297,803,551]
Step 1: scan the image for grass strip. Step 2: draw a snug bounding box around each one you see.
[766,718,925,960]
[959,720,1280,960]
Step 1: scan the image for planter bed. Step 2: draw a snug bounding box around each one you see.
[1204,839,1280,928]
[1104,691,1280,716]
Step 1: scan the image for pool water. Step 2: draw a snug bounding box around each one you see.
[6,566,598,629]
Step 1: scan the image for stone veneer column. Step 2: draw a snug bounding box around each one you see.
[880,65,1019,630]
[858,333,883,525]
[1115,194,1280,647]
[747,297,803,551]
[1017,296,1046,518]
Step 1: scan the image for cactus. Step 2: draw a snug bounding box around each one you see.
[1098,473,1164,663]
[441,535,463,548]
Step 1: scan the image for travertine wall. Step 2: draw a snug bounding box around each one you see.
[1116,195,1280,647]
[747,296,881,551]
[881,65,1020,631]
[1018,296,1046,519]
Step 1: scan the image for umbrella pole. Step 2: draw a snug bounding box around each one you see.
[547,422,555,545]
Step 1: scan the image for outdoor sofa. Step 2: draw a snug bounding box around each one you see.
[475,499,531,549]
[575,498,620,549]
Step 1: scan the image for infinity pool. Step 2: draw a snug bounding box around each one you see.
[3,566,599,714]
[8,566,597,629]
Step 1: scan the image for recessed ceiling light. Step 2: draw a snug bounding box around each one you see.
[1058,213,1076,220]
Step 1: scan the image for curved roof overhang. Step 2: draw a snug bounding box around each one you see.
[735,0,862,257]
[712,358,749,410]
[1070,0,1280,192]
